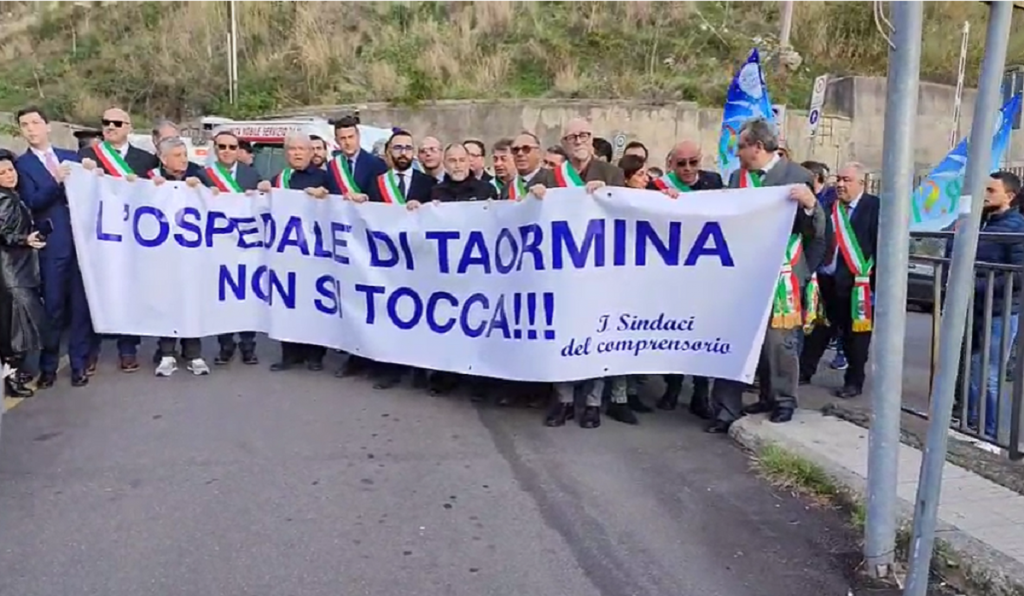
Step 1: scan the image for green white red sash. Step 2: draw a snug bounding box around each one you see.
[508,176,527,200]
[490,177,505,194]
[654,172,692,193]
[833,201,874,332]
[95,142,134,178]
[737,169,763,188]
[803,273,826,334]
[771,234,804,330]
[376,170,406,205]
[206,162,243,192]
[553,162,584,188]
[147,168,161,179]
[328,155,360,194]
[274,168,294,189]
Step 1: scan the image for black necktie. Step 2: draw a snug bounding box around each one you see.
[754,170,766,183]
[398,172,407,197]
[348,158,355,173]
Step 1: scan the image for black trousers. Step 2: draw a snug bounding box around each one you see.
[218,332,256,352]
[663,374,710,399]
[799,275,872,389]
[280,342,326,364]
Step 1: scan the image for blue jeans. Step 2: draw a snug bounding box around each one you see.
[969,313,1019,438]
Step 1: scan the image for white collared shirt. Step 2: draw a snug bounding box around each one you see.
[521,168,542,184]
[822,193,863,276]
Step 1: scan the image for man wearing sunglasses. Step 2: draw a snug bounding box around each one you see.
[500,132,556,200]
[80,107,160,374]
[647,140,724,420]
[205,128,264,367]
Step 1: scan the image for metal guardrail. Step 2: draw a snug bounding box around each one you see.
[907,230,1024,459]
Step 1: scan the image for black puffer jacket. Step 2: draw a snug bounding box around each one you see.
[430,175,499,203]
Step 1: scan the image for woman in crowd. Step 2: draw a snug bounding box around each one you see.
[619,154,650,189]
[0,149,48,398]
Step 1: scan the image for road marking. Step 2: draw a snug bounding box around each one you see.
[3,355,70,413]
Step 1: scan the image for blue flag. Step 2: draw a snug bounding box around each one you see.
[717,48,776,181]
[910,92,1022,232]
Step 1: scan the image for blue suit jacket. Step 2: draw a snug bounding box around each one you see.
[332,149,387,195]
[15,147,81,259]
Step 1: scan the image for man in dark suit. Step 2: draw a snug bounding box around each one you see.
[330,115,388,197]
[500,132,556,200]
[204,128,264,366]
[648,139,724,419]
[14,106,95,388]
[267,131,334,374]
[362,130,436,390]
[707,117,826,432]
[79,107,160,373]
[800,162,880,398]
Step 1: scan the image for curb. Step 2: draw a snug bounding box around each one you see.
[729,412,1024,596]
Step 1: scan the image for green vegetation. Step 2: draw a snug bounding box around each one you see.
[0,1,1022,124]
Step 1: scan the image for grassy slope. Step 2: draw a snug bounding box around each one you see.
[0,1,1021,124]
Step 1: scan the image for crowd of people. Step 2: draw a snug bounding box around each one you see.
[1,103,1019,435]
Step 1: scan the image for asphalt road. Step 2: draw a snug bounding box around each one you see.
[0,337,902,596]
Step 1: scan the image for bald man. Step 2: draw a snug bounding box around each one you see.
[418,136,445,182]
[79,107,160,373]
[650,139,723,420]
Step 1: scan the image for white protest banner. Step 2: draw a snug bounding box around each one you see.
[66,164,797,383]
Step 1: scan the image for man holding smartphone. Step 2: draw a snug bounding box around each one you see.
[14,106,96,388]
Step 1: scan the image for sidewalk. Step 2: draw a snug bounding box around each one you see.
[730,410,1024,596]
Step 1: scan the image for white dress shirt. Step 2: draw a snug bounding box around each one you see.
[822,194,863,276]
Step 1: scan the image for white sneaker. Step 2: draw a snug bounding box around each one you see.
[155,356,177,377]
[187,358,210,376]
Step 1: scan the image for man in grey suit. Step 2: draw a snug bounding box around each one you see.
[706,117,827,433]
[207,128,267,366]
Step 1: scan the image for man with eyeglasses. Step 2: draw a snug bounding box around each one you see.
[501,132,555,200]
[463,139,492,183]
[641,140,724,420]
[205,128,264,367]
[418,136,445,183]
[365,129,437,391]
[80,107,160,374]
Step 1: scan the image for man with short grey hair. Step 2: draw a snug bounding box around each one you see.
[149,136,214,377]
[707,116,825,432]
[152,119,179,151]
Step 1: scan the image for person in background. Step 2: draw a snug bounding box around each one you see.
[777,146,791,161]
[593,136,614,163]
[956,172,1024,438]
[647,166,664,180]
[801,160,846,370]
[543,145,568,170]
[310,135,329,170]
[265,131,334,374]
[79,107,160,373]
[490,138,515,194]
[463,139,492,182]
[237,140,254,166]
[418,136,445,182]
[623,140,648,162]
[0,148,48,398]
[148,136,215,377]
[14,106,94,388]
[799,163,879,399]
[74,129,102,151]
[151,119,179,149]
[207,128,263,366]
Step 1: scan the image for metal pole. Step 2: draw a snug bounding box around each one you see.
[950,21,970,150]
[229,0,239,106]
[863,0,923,580]
[903,3,1015,596]
[779,0,795,48]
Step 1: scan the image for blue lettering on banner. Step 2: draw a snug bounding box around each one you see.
[424,219,734,274]
[352,285,557,341]
[218,264,297,309]
[313,274,345,319]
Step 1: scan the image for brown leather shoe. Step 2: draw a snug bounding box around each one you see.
[119,355,140,373]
